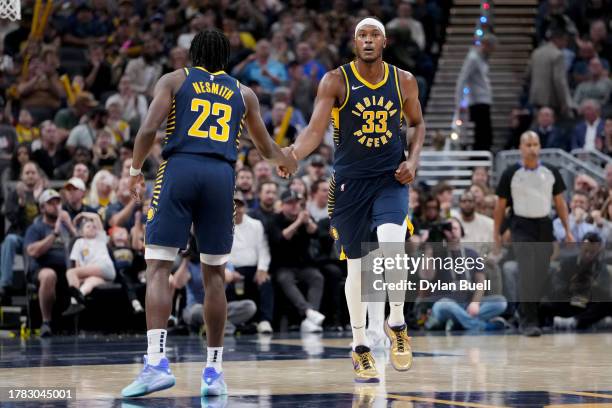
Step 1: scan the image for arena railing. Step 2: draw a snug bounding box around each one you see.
[571,148,612,170]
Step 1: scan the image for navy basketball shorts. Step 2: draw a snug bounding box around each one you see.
[145,153,235,255]
[328,172,409,259]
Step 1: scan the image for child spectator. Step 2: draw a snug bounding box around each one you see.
[63,212,116,316]
[110,226,144,314]
[15,109,40,145]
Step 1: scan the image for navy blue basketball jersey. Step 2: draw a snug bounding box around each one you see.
[331,61,405,179]
[162,67,247,162]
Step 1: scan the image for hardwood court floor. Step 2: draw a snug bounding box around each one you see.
[0,332,611,407]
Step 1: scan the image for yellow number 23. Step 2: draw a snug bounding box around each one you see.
[188,99,232,142]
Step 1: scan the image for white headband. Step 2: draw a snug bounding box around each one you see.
[354,18,386,38]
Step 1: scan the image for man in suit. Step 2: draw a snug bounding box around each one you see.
[571,99,604,151]
[531,106,568,150]
[528,28,574,118]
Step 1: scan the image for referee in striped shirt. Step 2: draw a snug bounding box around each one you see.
[494,131,574,337]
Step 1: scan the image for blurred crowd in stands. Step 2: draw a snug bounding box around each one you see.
[511,0,612,152]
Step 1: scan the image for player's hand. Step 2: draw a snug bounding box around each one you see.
[129,173,145,203]
[277,146,298,178]
[395,160,417,185]
[466,301,480,317]
[565,231,575,243]
[254,269,270,285]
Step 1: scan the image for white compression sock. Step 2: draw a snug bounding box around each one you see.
[346,258,369,349]
[377,221,409,327]
[206,347,223,372]
[147,329,167,366]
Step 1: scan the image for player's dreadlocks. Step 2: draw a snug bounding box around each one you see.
[189,29,230,72]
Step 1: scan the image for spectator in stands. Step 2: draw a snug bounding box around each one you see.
[54,146,92,181]
[62,3,110,47]
[84,44,113,100]
[229,193,273,334]
[419,194,443,241]
[295,41,327,84]
[124,35,163,98]
[540,232,611,329]
[454,33,496,150]
[269,190,325,332]
[265,101,298,147]
[15,109,39,145]
[92,130,118,171]
[0,162,45,300]
[63,212,116,317]
[571,99,604,150]
[535,0,577,45]
[433,182,454,219]
[177,13,208,50]
[0,106,15,179]
[424,218,507,331]
[307,179,329,222]
[289,177,308,199]
[603,115,612,155]
[289,53,317,114]
[249,181,278,227]
[573,58,612,107]
[105,99,130,144]
[164,46,189,75]
[109,225,144,314]
[105,76,149,130]
[1,143,31,187]
[301,154,327,190]
[24,189,75,337]
[573,173,599,196]
[172,247,257,336]
[494,131,572,337]
[471,166,490,188]
[386,1,426,51]
[32,121,70,179]
[62,178,96,220]
[244,146,262,169]
[528,27,574,118]
[570,40,599,87]
[233,39,288,94]
[588,19,612,64]
[66,107,109,153]
[106,177,141,231]
[16,54,63,122]
[87,169,117,216]
[265,86,307,131]
[236,168,256,209]
[531,106,568,150]
[53,92,98,142]
[553,190,597,242]
[253,160,273,186]
[455,191,494,244]
[470,182,491,215]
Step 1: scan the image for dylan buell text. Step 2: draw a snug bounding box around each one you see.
[372,279,491,292]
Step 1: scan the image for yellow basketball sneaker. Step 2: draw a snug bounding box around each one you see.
[384,320,413,371]
[351,345,380,383]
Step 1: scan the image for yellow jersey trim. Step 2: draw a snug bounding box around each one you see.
[338,66,350,111]
[183,67,189,76]
[195,66,226,76]
[350,61,389,90]
[394,66,403,109]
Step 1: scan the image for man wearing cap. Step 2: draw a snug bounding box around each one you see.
[268,190,325,332]
[24,189,77,337]
[287,17,426,381]
[62,177,96,220]
[301,154,328,190]
[229,192,273,334]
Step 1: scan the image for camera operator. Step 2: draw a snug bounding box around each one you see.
[423,218,508,331]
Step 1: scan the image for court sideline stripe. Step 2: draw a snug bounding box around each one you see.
[553,391,612,400]
[387,393,508,408]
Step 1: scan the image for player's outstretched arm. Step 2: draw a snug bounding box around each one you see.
[395,70,426,185]
[242,85,297,175]
[291,70,343,161]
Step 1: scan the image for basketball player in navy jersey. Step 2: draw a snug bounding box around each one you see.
[122,30,296,398]
[287,18,426,383]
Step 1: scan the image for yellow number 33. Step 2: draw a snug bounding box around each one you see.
[188,99,232,141]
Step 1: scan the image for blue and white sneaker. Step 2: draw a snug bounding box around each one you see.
[201,367,228,396]
[121,356,176,398]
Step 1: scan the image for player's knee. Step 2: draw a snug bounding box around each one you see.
[200,253,229,266]
[146,261,172,281]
